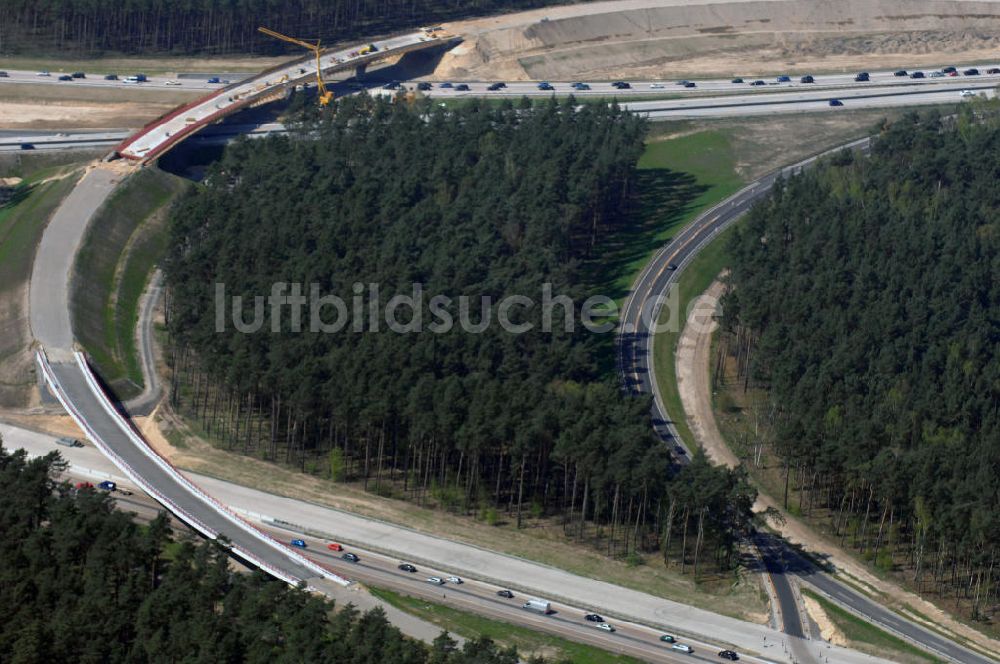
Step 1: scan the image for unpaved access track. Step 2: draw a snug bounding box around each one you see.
[676,280,1000,661]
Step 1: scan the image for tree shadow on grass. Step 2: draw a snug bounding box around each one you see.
[585,167,709,379]
[0,182,33,215]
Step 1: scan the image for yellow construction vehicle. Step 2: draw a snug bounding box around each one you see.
[258,26,333,106]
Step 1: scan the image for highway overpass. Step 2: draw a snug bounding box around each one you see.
[114,29,453,162]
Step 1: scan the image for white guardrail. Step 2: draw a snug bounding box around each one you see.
[36,349,349,589]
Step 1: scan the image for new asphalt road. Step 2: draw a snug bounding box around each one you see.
[616,135,997,664]
[2,421,890,664]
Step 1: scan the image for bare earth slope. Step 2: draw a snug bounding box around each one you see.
[440,0,1000,80]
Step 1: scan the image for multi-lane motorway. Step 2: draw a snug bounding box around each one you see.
[3,421,890,664]
[10,29,1000,663]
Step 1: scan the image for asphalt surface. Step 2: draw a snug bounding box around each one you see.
[3,421,892,664]
[116,32,446,160]
[617,135,998,664]
[28,167,120,359]
[40,360,321,583]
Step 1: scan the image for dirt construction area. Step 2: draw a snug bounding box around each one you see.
[440,0,1000,80]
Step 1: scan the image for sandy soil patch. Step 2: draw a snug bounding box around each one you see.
[677,279,1000,656]
[803,593,848,647]
[0,100,181,130]
[441,0,1000,80]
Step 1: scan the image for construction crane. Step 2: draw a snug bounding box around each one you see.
[258,26,333,106]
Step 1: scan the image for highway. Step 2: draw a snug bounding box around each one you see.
[114,30,448,161]
[12,26,996,661]
[2,420,889,664]
[616,135,998,664]
[4,60,998,96]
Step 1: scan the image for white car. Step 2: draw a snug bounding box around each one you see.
[597,622,615,632]
[446,576,463,584]
[37,71,50,76]
[960,89,976,98]
[426,577,445,585]
[671,643,693,653]
[649,82,666,89]
[165,80,182,86]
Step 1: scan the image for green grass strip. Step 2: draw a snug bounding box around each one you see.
[369,585,645,664]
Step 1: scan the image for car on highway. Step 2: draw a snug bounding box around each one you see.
[58,74,73,81]
[446,576,463,584]
[650,82,666,89]
[98,481,117,491]
[487,82,504,91]
[72,71,85,78]
[19,143,34,150]
[596,622,615,632]
[684,81,696,88]
[0,71,8,77]
[854,72,870,81]
[659,634,677,643]
[828,99,844,106]
[584,613,604,622]
[730,77,743,84]
[537,81,554,90]
[964,68,980,76]
[612,81,631,89]
[416,81,433,90]
[326,542,343,551]
[454,83,470,91]
[37,71,50,76]
[947,70,959,76]
[776,75,791,82]
[74,482,93,489]
[398,563,418,572]
[496,589,514,598]
[942,66,957,73]
[800,75,814,83]
[575,83,591,90]
[165,80,182,85]
[930,70,945,77]
[910,71,925,79]
[290,539,307,548]
[960,89,976,98]
[426,577,445,585]
[341,552,360,562]
[671,643,693,654]
[718,651,739,660]
[750,80,766,86]
[667,263,678,270]
[56,436,84,448]
[104,74,117,80]
[207,77,221,84]
[894,69,908,77]
[989,68,1000,75]
[124,76,141,83]
[439,82,453,88]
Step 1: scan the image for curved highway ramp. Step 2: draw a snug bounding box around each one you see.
[37,350,343,588]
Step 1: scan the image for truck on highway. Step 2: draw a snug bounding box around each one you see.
[521,598,552,614]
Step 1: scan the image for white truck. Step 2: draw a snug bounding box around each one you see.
[521,598,552,614]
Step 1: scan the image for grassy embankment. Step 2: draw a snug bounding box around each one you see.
[369,586,645,664]
[626,129,744,446]
[71,167,189,400]
[0,158,87,406]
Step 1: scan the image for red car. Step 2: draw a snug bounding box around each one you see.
[74,481,93,489]
[327,542,343,552]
